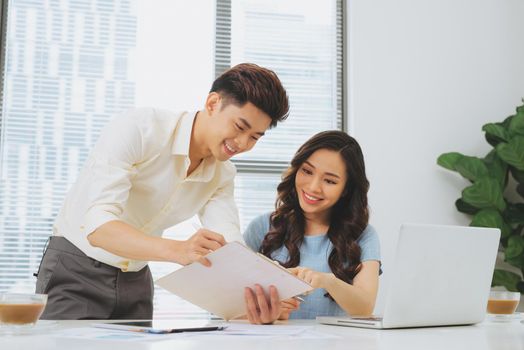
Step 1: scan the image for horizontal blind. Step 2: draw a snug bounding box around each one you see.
[0,0,343,319]
[0,0,213,319]
[216,0,342,226]
[0,0,137,295]
[214,0,231,77]
[228,0,341,164]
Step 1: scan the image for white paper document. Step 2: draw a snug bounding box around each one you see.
[52,327,165,341]
[155,242,313,320]
[53,323,338,341]
[219,323,339,339]
[220,323,310,336]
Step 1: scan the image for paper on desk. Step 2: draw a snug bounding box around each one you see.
[51,327,162,341]
[51,324,339,341]
[155,242,313,320]
[222,323,310,336]
[186,323,340,339]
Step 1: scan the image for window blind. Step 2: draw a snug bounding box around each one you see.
[0,0,138,294]
[0,0,344,319]
[217,0,344,214]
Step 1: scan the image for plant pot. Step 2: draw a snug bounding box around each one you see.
[518,294,524,312]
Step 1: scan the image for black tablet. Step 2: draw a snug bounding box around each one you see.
[92,320,227,334]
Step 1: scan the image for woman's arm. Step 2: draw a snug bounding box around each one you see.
[290,260,380,316]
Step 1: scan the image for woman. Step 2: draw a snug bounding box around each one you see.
[243,130,381,324]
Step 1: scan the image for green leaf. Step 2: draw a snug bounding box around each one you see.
[505,235,524,259]
[509,107,524,136]
[483,150,508,187]
[462,178,506,212]
[437,152,464,171]
[492,269,521,292]
[470,209,511,237]
[504,203,524,225]
[496,136,524,171]
[502,115,514,129]
[504,254,524,271]
[484,149,497,163]
[455,198,480,215]
[483,123,509,146]
[454,156,489,182]
[517,184,524,199]
[510,167,524,183]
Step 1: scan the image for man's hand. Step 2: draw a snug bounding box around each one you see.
[289,267,335,289]
[171,229,226,266]
[244,284,281,324]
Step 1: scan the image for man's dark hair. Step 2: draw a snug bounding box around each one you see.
[210,63,289,128]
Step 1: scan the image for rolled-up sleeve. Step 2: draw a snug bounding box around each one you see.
[81,112,143,236]
[198,178,243,244]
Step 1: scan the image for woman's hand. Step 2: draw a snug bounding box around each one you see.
[244,284,282,324]
[289,267,335,289]
[277,298,301,320]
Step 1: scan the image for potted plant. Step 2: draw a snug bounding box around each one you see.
[437,100,524,293]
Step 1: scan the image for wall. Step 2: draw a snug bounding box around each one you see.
[347,0,524,312]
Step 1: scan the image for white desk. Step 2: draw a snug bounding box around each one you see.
[2,318,523,350]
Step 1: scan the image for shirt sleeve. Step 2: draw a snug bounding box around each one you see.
[198,178,243,244]
[82,109,149,236]
[358,225,381,263]
[243,212,272,252]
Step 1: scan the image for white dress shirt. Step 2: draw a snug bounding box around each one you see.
[53,107,242,271]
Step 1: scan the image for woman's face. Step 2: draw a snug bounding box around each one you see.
[295,148,348,221]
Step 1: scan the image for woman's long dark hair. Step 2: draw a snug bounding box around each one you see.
[260,130,370,284]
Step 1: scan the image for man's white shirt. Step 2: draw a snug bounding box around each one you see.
[53,107,242,271]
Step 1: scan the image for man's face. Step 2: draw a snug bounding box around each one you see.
[207,95,272,161]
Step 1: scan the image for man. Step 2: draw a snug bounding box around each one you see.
[34,63,289,320]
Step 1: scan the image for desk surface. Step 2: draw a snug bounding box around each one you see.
[2,318,523,350]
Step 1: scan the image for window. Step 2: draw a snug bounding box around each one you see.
[219,0,344,222]
[0,0,344,318]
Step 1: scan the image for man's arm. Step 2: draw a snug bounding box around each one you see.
[83,109,228,266]
[198,175,244,243]
[87,220,225,266]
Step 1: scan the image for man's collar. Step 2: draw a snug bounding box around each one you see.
[171,111,197,156]
[171,111,217,182]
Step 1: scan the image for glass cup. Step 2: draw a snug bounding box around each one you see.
[0,293,48,333]
[486,291,520,321]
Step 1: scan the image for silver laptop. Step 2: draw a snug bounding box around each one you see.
[317,223,500,329]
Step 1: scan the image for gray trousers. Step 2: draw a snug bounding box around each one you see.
[35,236,154,320]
